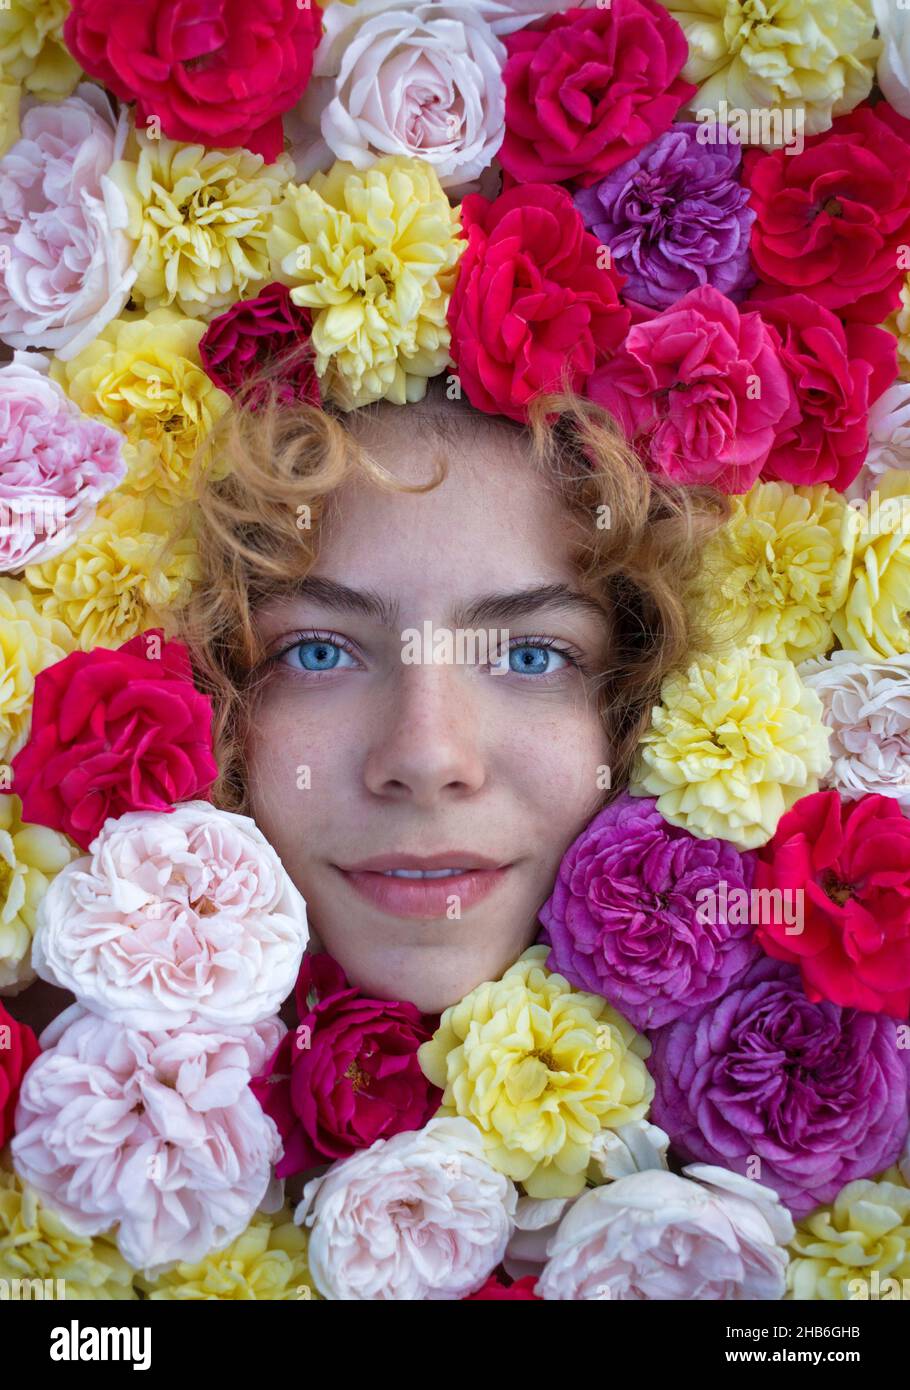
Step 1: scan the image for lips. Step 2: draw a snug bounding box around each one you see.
[334,853,511,920]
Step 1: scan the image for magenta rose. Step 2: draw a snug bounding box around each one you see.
[250,953,441,1176]
[447,182,630,421]
[7,630,217,850]
[755,295,897,491]
[745,103,910,324]
[0,1000,39,1149]
[199,284,321,408]
[63,0,323,162]
[499,0,695,187]
[587,285,791,492]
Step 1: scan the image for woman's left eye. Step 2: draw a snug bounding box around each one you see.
[281,639,357,672]
[492,643,570,676]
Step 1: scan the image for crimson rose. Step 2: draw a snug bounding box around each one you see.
[0,1001,39,1148]
[199,284,320,408]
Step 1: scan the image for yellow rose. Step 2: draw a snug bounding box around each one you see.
[136,1209,319,1301]
[883,277,910,383]
[49,308,231,504]
[832,468,910,658]
[110,131,295,321]
[787,1169,910,1301]
[25,493,198,651]
[660,0,878,140]
[690,481,859,663]
[0,81,21,159]
[269,157,464,408]
[418,945,653,1199]
[0,576,72,766]
[0,0,81,100]
[631,648,831,849]
[0,795,75,994]
[0,1158,136,1300]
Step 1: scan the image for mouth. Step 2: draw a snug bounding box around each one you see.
[333,853,511,920]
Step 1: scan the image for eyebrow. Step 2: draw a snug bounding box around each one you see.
[288,577,607,628]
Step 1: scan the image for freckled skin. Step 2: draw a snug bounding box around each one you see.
[247,409,611,1014]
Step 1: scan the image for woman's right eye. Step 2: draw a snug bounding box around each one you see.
[279,639,358,672]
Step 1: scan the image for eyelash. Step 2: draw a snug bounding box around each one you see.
[265,630,587,677]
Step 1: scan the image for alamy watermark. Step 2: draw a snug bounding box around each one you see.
[695,100,805,156]
[400,623,511,671]
[695,881,804,935]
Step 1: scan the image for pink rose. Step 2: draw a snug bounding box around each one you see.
[199,284,320,408]
[0,351,125,570]
[0,85,138,359]
[447,182,630,421]
[251,953,440,1176]
[587,285,791,492]
[12,1005,283,1271]
[64,0,323,162]
[498,1,695,187]
[32,800,309,1030]
[8,630,217,849]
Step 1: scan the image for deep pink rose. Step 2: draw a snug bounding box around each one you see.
[498,1,695,187]
[463,1274,542,1300]
[63,0,323,161]
[199,284,321,408]
[250,953,441,1176]
[745,104,910,324]
[755,295,897,491]
[7,630,217,850]
[0,1000,39,1148]
[447,182,630,421]
[586,285,791,492]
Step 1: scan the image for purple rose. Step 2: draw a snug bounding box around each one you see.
[650,957,910,1217]
[539,794,759,1030]
[199,283,320,408]
[574,124,756,310]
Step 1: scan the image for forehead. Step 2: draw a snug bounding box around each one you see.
[317,404,581,594]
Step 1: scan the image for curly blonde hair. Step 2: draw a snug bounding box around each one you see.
[176,380,728,814]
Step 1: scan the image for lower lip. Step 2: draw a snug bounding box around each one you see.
[335,866,509,920]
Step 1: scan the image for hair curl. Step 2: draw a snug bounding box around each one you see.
[176,379,728,814]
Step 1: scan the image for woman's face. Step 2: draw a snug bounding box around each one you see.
[246,409,611,1013]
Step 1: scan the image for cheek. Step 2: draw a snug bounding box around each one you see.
[245,691,352,849]
[500,698,610,842]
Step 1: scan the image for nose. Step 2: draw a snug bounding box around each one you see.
[362,664,487,806]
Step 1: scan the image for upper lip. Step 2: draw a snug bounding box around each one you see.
[337,853,507,873]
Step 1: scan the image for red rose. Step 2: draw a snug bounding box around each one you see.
[447,183,630,421]
[755,295,897,491]
[756,790,910,1018]
[63,0,322,161]
[250,954,441,1176]
[463,1275,542,1301]
[199,283,321,408]
[499,1,695,187]
[745,104,910,324]
[0,1001,39,1147]
[7,631,218,851]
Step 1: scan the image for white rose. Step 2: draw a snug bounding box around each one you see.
[873,0,910,118]
[799,650,910,805]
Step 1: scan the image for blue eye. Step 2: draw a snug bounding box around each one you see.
[501,644,569,676]
[283,639,356,672]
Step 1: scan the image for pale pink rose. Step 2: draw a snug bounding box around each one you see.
[799,651,910,806]
[33,800,309,1030]
[295,1,506,192]
[538,1166,794,1301]
[0,351,125,570]
[846,383,910,501]
[12,1005,284,1272]
[478,0,597,34]
[0,84,138,360]
[296,1117,518,1300]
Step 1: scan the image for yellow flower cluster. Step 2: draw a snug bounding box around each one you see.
[0,81,20,160]
[111,132,295,322]
[660,0,879,138]
[0,0,80,101]
[884,277,910,382]
[269,156,464,408]
[418,945,653,1200]
[25,493,198,651]
[631,648,831,849]
[0,1159,136,1300]
[832,468,910,659]
[0,577,72,766]
[788,1169,910,1301]
[690,481,859,664]
[0,795,75,994]
[50,309,231,505]
[137,1209,319,1301]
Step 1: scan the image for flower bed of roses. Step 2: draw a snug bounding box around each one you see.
[2,0,910,1300]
